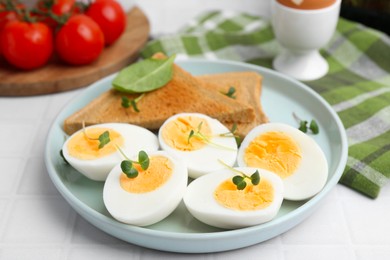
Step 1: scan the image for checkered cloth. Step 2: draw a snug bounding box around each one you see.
[141,11,390,198]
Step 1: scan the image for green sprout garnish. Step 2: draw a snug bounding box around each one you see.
[292,113,319,135]
[187,122,236,151]
[219,160,260,190]
[187,121,205,143]
[219,123,241,146]
[59,149,69,164]
[97,131,111,149]
[121,96,130,108]
[222,86,236,99]
[116,146,150,178]
[309,119,319,134]
[299,119,308,133]
[121,93,145,112]
[82,122,111,149]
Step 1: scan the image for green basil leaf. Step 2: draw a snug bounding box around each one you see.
[112,54,176,93]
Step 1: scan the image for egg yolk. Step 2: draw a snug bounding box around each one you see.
[67,128,124,160]
[244,131,301,179]
[214,178,274,211]
[120,156,173,193]
[277,0,336,10]
[161,116,212,151]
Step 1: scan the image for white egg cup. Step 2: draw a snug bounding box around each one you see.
[271,0,341,81]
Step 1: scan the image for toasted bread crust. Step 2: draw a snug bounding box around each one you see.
[197,71,269,137]
[63,63,256,135]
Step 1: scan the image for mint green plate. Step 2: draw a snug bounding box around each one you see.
[45,59,348,253]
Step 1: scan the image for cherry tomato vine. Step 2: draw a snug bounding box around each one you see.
[0,0,126,70]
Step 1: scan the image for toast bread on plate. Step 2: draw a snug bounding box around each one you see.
[63,59,256,135]
[197,71,269,137]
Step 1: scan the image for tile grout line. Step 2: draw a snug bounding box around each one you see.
[0,95,51,246]
[0,157,28,244]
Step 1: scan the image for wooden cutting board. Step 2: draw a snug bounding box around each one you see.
[0,6,150,96]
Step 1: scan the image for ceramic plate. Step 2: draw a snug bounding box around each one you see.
[45,59,348,253]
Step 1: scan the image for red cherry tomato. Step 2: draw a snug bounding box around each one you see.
[0,3,25,55]
[35,0,77,15]
[0,20,53,70]
[34,0,79,30]
[0,8,18,30]
[55,14,104,65]
[85,0,126,45]
[51,0,77,15]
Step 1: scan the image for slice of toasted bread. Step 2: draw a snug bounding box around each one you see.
[197,71,269,137]
[63,61,255,135]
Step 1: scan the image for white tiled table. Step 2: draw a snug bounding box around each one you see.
[1,1,389,259]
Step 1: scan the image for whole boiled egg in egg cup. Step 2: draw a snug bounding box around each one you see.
[158,113,238,179]
[62,123,159,181]
[183,167,284,229]
[103,150,188,226]
[237,122,328,201]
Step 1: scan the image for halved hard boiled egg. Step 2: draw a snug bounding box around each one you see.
[158,113,238,179]
[103,151,188,226]
[62,123,159,181]
[183,167,284,229]
[237,122,328,201]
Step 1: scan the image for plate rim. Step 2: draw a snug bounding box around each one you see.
[44,58,348,253]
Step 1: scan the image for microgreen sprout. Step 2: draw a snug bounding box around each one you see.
[219,123,241,146]
[292,113,319,135]
[219,160,260,190]
[121,93,145,112]
[97,131,111,149]
[121,96,130,108]
[187,122,236,151]
[116,146,150,178]
[59,149,69,164]
[82,122,111,149]
[187,121,205,143]
[222,86,236,99]
[309,119,319,134]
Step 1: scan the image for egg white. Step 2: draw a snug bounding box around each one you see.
[103,151,188,226]
[237,122,328,201]
[183,167,284,229]
[62,123,159,181]
[158,113,238,179]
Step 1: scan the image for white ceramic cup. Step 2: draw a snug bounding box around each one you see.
[271,0,341,81]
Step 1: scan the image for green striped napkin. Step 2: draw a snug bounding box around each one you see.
[141,11,390,198]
